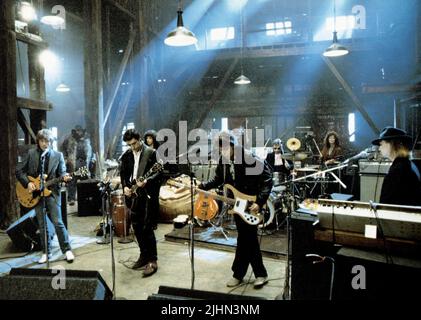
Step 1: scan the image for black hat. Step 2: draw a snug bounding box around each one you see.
[371,126,412,146]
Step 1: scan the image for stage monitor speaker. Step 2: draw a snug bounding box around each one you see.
[6,210,55,251]
[0,268,112,300]
[77,179,102,216]
[148,286,266,300]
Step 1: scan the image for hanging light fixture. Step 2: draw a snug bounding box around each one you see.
[323,0,349,57]
[19,1,37,22]
[234,6,251,85]
[56,83,70,93]
[164,0,197,47]
[41,5,65,28]
[56,29,70,93]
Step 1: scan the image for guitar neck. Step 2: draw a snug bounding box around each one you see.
[44,176,62,188]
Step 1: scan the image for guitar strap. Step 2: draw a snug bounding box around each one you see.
[136,147,152,179]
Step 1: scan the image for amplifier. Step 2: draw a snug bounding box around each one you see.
[77,180,102,216]
[359,160,391,202]
[358,160,391,174]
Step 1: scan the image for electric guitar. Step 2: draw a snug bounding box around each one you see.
[125,161,164,209]
[167,179,264,226]
[16,166,90,209]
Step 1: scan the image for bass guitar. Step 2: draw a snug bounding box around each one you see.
[167,179,263,226]
[16,166,90,208]
[125,161,163,209]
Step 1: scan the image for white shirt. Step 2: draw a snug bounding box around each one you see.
[132,149,142,180]
[274,153,283,166]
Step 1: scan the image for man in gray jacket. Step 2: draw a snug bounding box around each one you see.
[16,129,74,264]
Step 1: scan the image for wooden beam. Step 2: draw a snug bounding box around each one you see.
[362,84,414,94]
[17,97,52,111]
[0,0,18,224]
[106,84,134,158]
[104,0,136,20]
[323,57,380,135]
[191,58,239,129]
[28,42,47,137]
[84,0,105,161]
[102,26,136,129]
[16,31,48,48]
[17,108,37,142]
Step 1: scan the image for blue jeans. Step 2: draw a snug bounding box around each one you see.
[35,194,71,254]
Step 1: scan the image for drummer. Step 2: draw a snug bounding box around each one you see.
[265,139,294,183]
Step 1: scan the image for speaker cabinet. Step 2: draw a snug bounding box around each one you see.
[77,179,101,216]
[148,286,266,300]
[6,210,55,251]
[0,268,112,300]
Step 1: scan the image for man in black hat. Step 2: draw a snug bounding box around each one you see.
[372,126,421,206]
[199,132,273,288]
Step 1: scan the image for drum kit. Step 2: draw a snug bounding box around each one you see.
[260,137,347,230]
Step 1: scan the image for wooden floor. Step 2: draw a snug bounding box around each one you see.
[165,224,287,259]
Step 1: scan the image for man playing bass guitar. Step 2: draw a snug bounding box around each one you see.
[119,129,161,277]
[199,132,272,288]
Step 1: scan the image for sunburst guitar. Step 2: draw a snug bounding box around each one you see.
[167,179,263,225]
[16,166,89,208]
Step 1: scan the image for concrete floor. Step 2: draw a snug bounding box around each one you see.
[0,203,286,300]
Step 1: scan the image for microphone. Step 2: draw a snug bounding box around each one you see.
[344,146,379,164]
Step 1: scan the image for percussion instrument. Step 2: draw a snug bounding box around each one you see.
[281,153,308,161]
[112,205,130,237]
[286,138,301,152]
[110,190,130,237]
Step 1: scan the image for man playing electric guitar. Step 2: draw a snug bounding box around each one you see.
[119,129,161,277]
[16,129,74,264]
[199,132,273,289]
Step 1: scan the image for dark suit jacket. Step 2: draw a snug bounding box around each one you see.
[16,148,67,196]
[380,157,421,206]
[119,145,160,194]
[265,152,293,175]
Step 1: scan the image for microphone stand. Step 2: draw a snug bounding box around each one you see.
[40,154,49,269]
[189,161,196,290]
[97,181,117,299]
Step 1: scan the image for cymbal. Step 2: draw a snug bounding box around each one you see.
[281,152,308,161]
[286,138,301,152]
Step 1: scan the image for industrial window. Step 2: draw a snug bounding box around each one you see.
[266,21,292,36]
[313,15,355,41]
[210,27,235,41]
[348,113,356,142]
